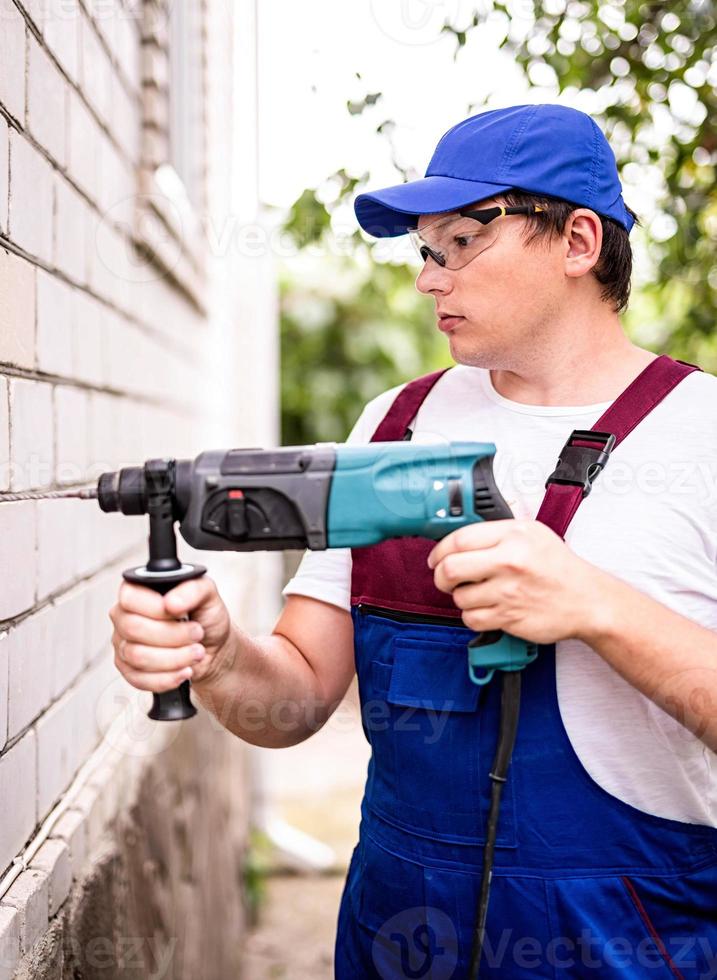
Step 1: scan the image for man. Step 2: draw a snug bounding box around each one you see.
[111,105,717,978]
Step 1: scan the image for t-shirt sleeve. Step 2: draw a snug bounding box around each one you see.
[281,382,407,611]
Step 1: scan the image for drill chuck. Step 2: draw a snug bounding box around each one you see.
[97,461,193,519]
[97,466,146,515]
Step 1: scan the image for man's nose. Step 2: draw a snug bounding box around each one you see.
[415,255,453,295]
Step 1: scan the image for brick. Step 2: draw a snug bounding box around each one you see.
[97,131,134,229]
[0,116,8,235]
[113,6,141,95]
[0,632,7,751]
[0,904,21,980]
[54,385,88,484]
[73,290,104,386]
[74,504,114,576]
[69,785,104,852]
[88,214,136,309]
[0,0,26,122]
[0,502,36,620]
[85,568,119,661]
[0,869,49,955]
[9,379,54,491]
[54,176,88,286]
[35,690,76,817]
[109,73,140,165]
[43,0,82,83]
[0,249,36,370]
[36,498,84,599]
[48,809,87,881]
[36,665,106,817]
[50,586,87,698]
[8,133,54,264]
[0,378,8,491]
[0,905,22,980]
[36,270,75,377]
[27,35,67,168]
[29,839,71,916]
[80,13,113,125]
[7,605,54,739]
[66,91,97,200]
[87,392,117,472]
[0,731,37,876]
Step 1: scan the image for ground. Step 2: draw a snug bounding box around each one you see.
[240,682,369,979]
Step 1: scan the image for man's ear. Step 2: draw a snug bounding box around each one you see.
[564,208,603,278]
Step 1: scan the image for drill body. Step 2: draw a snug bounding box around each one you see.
[97,442,536,718]
[100,442,514,552]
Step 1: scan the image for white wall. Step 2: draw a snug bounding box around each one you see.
[0,0,278,972]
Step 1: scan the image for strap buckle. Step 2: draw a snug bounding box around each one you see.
[545,429,616,499]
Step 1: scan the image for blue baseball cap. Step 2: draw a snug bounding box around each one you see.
[354,104,635,237]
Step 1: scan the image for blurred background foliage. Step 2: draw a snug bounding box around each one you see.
[279,0,717,445]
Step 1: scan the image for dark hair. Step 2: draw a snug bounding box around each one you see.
[494,188,640,314]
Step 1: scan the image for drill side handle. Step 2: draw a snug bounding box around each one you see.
[122,563,207,721]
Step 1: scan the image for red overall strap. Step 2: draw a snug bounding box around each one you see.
[350,356,701,616]
[536,355,702,538]
[370,368,451,441]
[351,367,460,616]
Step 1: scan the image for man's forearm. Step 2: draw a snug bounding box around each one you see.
[576,567,717,753]
[191,623,331,749]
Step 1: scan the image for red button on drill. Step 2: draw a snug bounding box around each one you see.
[227,490,248,538]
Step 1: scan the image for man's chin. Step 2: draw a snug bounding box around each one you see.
[447,336,500,370]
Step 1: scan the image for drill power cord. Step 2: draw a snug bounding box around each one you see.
[469,670,522,979]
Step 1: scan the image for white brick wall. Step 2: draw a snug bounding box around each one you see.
[54,384,89,484]
[0,0,26,122]
[0,117,8,235]
[27,35,67,169]
[0,0,277,966]
[41,0,82,84]
[0,633,8,752]
[0,250,35,370]
[36,269,75,377]
[54,175,89,286]
[8,133,54,264]
[0,903,21,980]
[0,379,8,491]
[80,11,115,127]
[7,605,55,739]
[0,732,37,875]
[0,870,49,956]
[0,503,36,619]
[9,379,54,491]
[66,90,98,198]
[30,840,71,917]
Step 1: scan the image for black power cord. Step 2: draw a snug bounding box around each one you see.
[469,671,522,978]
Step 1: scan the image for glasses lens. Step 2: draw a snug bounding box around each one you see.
[409,213,500,270]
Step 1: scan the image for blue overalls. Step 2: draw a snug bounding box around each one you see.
[335,358,717,979]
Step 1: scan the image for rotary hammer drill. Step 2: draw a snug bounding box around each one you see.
[95,441,537,722]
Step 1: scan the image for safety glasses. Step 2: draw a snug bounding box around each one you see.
[409,205,546,270]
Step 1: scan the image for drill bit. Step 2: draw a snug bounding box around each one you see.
[0,487,98,502]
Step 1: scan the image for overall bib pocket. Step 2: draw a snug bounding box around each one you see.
[365,632,518,846]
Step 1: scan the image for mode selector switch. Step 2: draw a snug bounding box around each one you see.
[227,490,249,539]
[448,478,463,517]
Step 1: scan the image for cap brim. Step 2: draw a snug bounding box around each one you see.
[354,175,513,238]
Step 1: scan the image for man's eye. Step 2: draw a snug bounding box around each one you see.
[454,234,477,248]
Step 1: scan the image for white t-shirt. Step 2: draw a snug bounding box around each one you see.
[283,364,717,827]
